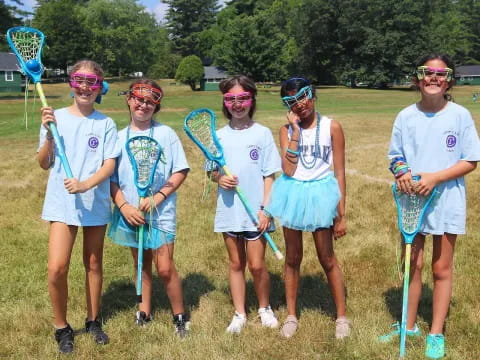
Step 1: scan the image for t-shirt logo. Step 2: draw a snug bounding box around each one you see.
[88,136,99,149]
[250,148,259,160]
[446,135,456,148]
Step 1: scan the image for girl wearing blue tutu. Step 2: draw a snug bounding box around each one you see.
[267,77,350,339]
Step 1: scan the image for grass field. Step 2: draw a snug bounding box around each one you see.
[0,81,479,359]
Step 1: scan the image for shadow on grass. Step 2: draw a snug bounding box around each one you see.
[222,272,339,319]
[383,284,434,326]
[101,271,215,321]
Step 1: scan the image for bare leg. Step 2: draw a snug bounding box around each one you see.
[224,233,247,314]
[48,222,77,327]
[430,233,456,334]
[83,225,107,321]
[312,228,347,318]
[246,237,269,308]
[283,228,303,317]
[131,248,153,315]
[153,243,185,315]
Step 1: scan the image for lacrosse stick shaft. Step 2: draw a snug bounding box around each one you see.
[399,242,412,358]
[222,166,283,260]
[136,199,145,303]
[36,82,73,178]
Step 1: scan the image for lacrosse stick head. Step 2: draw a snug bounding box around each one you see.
[6,27,46,83]
[126,136,162,197]
[184,108,225,167]
[392,176,437,244]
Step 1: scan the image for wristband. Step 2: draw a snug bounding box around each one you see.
[286,148,300,156]
[46,132,54,141]
[290,138,299,142]
[119,201,128,210]
[158,191,167,200]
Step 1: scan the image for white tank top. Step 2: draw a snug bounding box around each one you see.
[288,114,333,181]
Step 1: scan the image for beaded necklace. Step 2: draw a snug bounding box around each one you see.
[298,112,321,169]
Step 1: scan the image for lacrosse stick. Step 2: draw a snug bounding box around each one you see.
[392,176,437,358]
[126,135,162,302]
[184,108,283,260]
[6,26,73,178]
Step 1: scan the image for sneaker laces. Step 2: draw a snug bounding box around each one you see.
[335,317,351,339]
[173,313,190,338]
[258,306,279,328]
[85,319,109,345]
[226,312,246,334]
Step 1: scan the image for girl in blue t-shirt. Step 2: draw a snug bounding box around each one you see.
[208,75,281,333]
[38,60,119,353]
[384,53,480,359]
[109,79,190,337]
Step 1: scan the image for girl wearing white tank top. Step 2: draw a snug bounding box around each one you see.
[267,77,350,339]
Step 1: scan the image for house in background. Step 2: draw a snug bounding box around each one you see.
[0,52,23,92]
[200,66,229,91]
[455,65,480,85]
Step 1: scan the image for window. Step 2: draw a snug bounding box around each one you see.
[5,71,13,81]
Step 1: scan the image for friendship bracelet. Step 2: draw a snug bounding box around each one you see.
[394,168,411,179]
[260,205,265,210]
[158,191,167,200]
[389,156,411,177]
[290,138,299,142]
[286,148,300,156]
[46,132,54,141]
[118,201,128,210]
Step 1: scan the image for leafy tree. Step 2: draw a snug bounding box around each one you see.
[175,55,203,90]
[0,0,25,51]
[33,0,91,73]
[147,27,181,78]
[163,0,219,58]
[81,0,158,76]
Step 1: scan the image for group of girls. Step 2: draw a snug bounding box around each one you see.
[38,53,479,359]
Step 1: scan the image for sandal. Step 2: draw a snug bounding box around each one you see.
[280,315,298,338]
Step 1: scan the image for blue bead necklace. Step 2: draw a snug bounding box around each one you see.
[299,112,321,169]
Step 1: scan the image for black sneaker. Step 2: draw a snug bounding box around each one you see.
[173,313,190,338]
[54,324,74,354]
[85,318,109,345]
[135,311,152,326]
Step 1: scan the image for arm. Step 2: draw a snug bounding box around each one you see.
[138,168,189,212]
[331,120,346,239]
[64,158,116,194]
[280,112,301,176]
[111,180,145,226]
[257,173,275,232]
[416,161,477,196]
[208,169,238,190]
[38,106,56,170]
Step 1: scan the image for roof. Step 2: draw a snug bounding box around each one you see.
[0,52,20,71]
[455,65,480,77]
[203,66,228,79]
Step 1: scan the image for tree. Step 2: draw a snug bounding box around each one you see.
[33,0,91,73]
[0,0,25,51]
[163,0,219,58]
[175,55,203,90]
[81,0,159,76]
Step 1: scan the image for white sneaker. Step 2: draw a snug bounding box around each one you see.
[226,312,247,334]
[258,306,279,328]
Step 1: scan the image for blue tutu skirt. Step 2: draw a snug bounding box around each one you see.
[108,207,175,250]
[266,174,341,232]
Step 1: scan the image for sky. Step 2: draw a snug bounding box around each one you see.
[6,0,170,23]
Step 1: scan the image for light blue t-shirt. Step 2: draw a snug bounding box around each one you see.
[212,122,281,232]
[111,122,189,234]
[388,102,480,234]
[39,107,120,226]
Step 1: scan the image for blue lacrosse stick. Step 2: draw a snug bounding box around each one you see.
[392,175,437,358]
[7,26,73,178]
[184,108,283,260]
[126,135,163,303]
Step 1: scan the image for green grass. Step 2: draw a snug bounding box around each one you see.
[1,82,480,359]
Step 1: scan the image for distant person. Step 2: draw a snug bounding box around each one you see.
[207,75,281,333]
[267,77,350,339]
[382,53,480,359]
[38,60,119,353]
[109,79,191,337]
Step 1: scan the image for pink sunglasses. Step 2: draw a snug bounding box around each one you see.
[223,92,253,108]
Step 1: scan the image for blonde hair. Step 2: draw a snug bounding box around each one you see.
[69,60,104,78]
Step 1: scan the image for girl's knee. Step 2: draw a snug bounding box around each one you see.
[48,263,68,282]
[432,262,453,281]
[318,255,337,272]
[248,262,266,277]
[285,254,302,269]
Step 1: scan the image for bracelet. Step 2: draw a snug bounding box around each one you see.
[260,205,265,210]
[286,148,300,156]
[158,191,167,200]
[290,138,299,142]
[118,201,128,210]
[46,132,54,141]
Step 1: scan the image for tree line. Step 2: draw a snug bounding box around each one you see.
[2,0,480,86]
